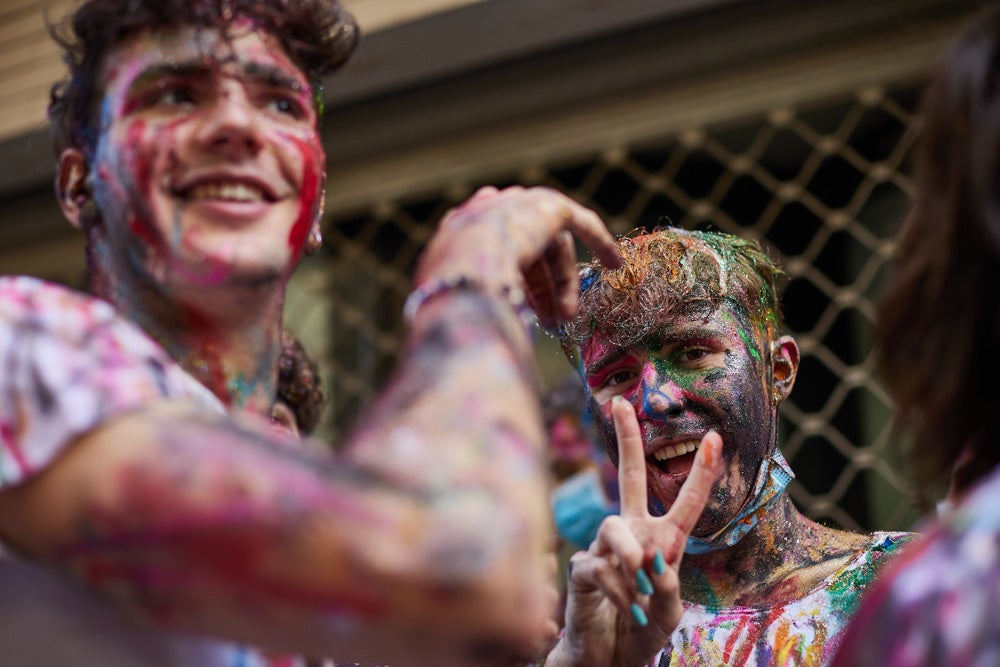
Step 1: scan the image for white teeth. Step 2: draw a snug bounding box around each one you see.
[651,440,701,461]
[189,182,264,202]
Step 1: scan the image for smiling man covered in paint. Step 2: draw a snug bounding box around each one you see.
[0,1,643,665]
[545,227,912,666]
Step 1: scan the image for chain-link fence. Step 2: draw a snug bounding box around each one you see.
[289,79,925,533]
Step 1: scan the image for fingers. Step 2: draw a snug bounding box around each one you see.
[543,193,621,270]
[523,258,559,328]
[524,232,578,328]
[613,397,649,517]
[568,549,636,619]
[663,430,722,542]
[642,559,684,640]
[582,516,655,621]
[464,186,620,271]
[423,186,619,323]
[546,231,581,322]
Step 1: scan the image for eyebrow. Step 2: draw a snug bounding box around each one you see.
[127,62,211,93]
[585,347,633,377]
[585,325,726,375]
[242,61,307,93]
[127,59,308,96]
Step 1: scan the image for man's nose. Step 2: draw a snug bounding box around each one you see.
[636,372,684,420]
[198,87,264,159]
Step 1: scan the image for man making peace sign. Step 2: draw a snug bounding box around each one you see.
[546,227,912,667]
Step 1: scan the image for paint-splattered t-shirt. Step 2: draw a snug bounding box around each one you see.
[652,532,911,667]
[831,469,1000,667]
[0,276,307,667]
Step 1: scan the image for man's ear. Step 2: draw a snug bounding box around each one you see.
[771,335,799,403]
[57,149,92,230]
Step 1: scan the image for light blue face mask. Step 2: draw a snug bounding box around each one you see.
[552,468,618,550]
[684,447,794,555]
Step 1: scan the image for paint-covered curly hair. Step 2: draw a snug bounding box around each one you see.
[47,0,359,159]
[559,227,784,363]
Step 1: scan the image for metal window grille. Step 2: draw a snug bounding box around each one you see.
[289,80,925,532]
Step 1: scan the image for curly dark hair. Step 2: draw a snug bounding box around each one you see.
[875,8,1000,497]
[559,227,784,366]
[276,330,326,436]
[47,0,359,159]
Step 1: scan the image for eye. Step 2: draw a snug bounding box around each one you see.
[147,82,199,108]
[264,93,308,119]
[676,347,711,364]
[604,369,637,389]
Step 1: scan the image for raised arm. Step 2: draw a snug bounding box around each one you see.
[0,187,619,665]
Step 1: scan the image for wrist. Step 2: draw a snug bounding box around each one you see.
[541,636,573,667]
[403,275,526,321]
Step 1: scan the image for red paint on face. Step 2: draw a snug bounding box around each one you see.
[122,119,164,250]
[91,25,324,293]
[287,135,322,254]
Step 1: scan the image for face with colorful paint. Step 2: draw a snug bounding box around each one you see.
[581,297,798,537]
[62,21,324,297]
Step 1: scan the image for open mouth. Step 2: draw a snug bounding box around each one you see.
[174,179,278,204]
[648,439,700,476]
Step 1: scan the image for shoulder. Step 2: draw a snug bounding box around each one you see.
[0,276,117,327]
[832,479,1000,666]
[0,275,187,398]
[0,275,179,373]
[862,531,918,561]
[0,276,221,488]
[0,276,151,358]
[819,531,916,608]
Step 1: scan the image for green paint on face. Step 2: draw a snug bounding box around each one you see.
[649,349,705,392]
[721,304,763,363]
[739,327,762,362]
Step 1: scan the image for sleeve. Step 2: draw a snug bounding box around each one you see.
[0,277,219,489]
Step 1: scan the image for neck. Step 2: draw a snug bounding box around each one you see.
[679,494,870,609]
[90,263,285,416]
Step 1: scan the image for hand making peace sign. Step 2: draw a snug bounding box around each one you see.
[549,397,722,667]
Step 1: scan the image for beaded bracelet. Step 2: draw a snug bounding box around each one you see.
[403,275,535,331]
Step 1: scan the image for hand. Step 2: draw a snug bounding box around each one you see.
[416,186,622,327]
[554,398,722,667]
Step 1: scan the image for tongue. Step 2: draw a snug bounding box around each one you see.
[664,450,697,476]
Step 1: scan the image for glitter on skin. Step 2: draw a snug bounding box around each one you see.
[556,227,914,665]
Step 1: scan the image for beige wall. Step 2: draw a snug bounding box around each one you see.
[0,0,481,145]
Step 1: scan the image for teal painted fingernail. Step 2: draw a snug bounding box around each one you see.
[652,549,666,575]
[630,603,648,626]
[612,395,623,405]
[636,568,653,595]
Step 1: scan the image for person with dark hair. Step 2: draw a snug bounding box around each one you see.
[831,10,1000,665]
[544,372,619,551]
[545,227,912,666]
[0,1,648,665]
[274,330,326,438]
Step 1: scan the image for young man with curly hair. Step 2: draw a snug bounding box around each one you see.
[545,227,912,666]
